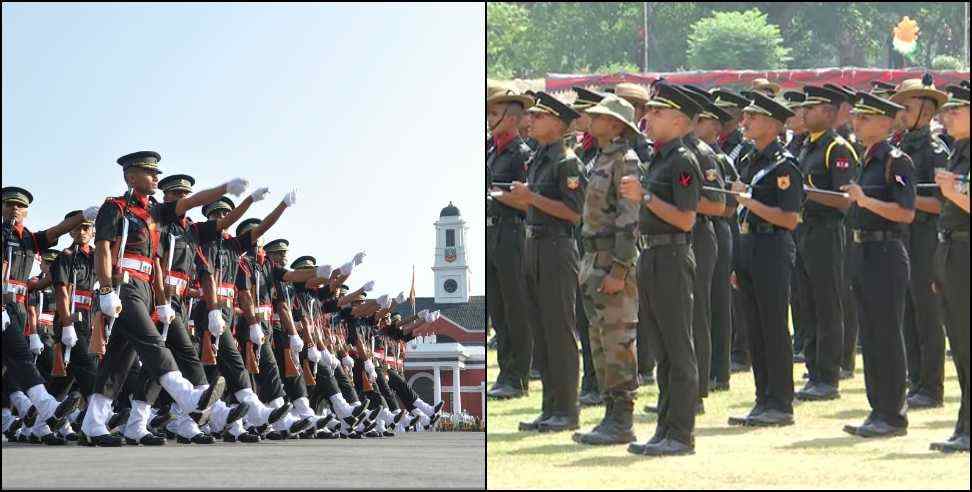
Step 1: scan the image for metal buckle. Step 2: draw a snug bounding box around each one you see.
[853,230,862,243]
[739,222,750,235]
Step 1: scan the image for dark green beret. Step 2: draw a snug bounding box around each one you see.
[2,187,33,206]
[264,239,289,253]
[117,151,162,173]
[64,210,94,225]
[158,174,195,192]
[290,255,316,270]
[202,196,235,217]
[236,218,261,237]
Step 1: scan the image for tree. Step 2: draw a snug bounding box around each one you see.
[686,9,791,70]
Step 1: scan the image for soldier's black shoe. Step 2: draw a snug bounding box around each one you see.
[106,408,131,432]
[29,433,42,444]
[18,433,30,443]
[643,405,659,414]
[628,437,695,457]
[710,380,730,392]
[41,432,68,445]
[795,382,840,401]
[572,402,635,446]
[124,433,167,445]
[638,372,655,386]
[529,369,542,381]
[46,393,81,431]
[3,418,22,441]
[224,401,251,431]
[578,390,604,407]
[177,432,215,444]
[518,413,550,432]
[746,409,794,427]
[729,361,750,373]
[839,369,854,380]
[315,430,339,439]
[343,404,366,426]
[391,411,405,426]
[62,432,79,442]
[80,432,124,447]
[907,393,943,409]
[366,405,382,423]
[844,420,906,438]
[432,401,445,415]
[407,414,421,430]
[223,430,261,443]
[149,409,173,430]
[931,434,970,453]
[428,413,441,429]
[363,430,382,438]
[189,378,226,427]
[793,351,806,364]
[728,405,766,426]
[347,430,362,439]
[267,402,292,425]
[266,430,289,440]
[645,424,669,446]
[289,417,314,435]
[487,384,527,400]
[164,429,177,440]
[538,415,579,433]
[23,405,38,427]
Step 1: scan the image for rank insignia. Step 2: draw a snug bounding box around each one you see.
[835,157,850,169]
[566,176,579,190]
[678,172,692,187]
[705,169,719,182]
[777,175,791,190]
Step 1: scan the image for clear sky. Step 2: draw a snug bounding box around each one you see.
[2,2,485,297]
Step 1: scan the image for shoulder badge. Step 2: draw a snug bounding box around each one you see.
[705,168,719,182]
[566,176,580,190]
[834,157,850,169]
[777,175,791,190]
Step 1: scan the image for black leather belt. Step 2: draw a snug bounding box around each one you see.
[486,216,523,227]
[640,233,691,248]
[852,229,903,243]
[526,224,573,239]
[801,214,845,225]
[739,222,784,235]
[938,229,970,243]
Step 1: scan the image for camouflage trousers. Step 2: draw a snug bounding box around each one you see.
[579,250,639,403]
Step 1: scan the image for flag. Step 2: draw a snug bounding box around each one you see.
[409,264,416,316]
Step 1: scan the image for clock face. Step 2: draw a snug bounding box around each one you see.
[443,279,458,293]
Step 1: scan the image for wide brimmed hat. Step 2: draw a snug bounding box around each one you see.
[584,94,641,136]
[890,74,948,108]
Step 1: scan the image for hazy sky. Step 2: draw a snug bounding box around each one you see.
[2,2,485,297]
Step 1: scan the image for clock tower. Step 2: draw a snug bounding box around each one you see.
[433,201,469,303]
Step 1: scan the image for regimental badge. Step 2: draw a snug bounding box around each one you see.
[835,157,850,169]
[566,176,580,190]
[678,172,692,187]
[705,169,719,182]
[890,148,903,158]
[777,175,791,190]
[445,247,457,263]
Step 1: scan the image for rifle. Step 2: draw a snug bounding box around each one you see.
[160,233,175,342]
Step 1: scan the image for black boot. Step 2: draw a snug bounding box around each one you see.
[572,397,635,445]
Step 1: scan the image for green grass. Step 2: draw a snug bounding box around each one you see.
[487,348,970,489]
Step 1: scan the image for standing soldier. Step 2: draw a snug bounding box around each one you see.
[486,84,535,400]
[889,76,950,410]
[711,88,757,374]
[507,91,585,434]
[620,83,703,457]
[571,85,608,407]
[570,95,641,446]
[793,85,858,402]
[930,83,969,453]
[840,92,915,438]
[727,93,803,428]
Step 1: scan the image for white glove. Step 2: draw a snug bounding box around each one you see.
[28,334,44,356]
[431,310,441,321]
[395,292,406,305]
[321,348,334,368]
[362,280,375,292]
[342,354,355,369]
[363,360,378,380]
[2,310,10,332]
[226,178,249,196]
[307,346,321,364]
[61,324,78,348]
[249,323,263,346]
[99,291,123,318]
[283,190,298,207]
[339,261,354,277]
[376,295,390,309]
[353,251,366,266]
[82,206,100,221]
[207,309,226,338]
[315,264,333,279]
[289,334,303,355]
[155,304,175,325]
[250,187,270,202]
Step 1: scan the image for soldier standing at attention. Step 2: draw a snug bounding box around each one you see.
[508,91,586,434]
[570,94,641,446]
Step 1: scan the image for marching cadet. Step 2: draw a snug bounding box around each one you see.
[727,92,803,428]
[683,85,738,392]
[619,83,703,457]
[889,76,950,410]
[711,88,757,374]
[80,151,243,446]
[507,91,585,434]
[930,83,970,453]
[486,84,535,400]
[793,85,859,402]
[839,92,915,439]
[3,186,97,445]
[680,87,728,413]
[570,94,641,446]
[571,85,609,406]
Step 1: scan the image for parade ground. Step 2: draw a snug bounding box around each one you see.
[2,432,485,489]
[487,349,969,489]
